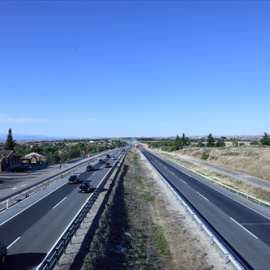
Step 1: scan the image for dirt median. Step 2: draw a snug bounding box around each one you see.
[54,149,234,270]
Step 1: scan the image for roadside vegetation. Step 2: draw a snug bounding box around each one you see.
[77,150,172,270]
[0,128,127,165]
[138,132,270,203]
[138,132,270,181]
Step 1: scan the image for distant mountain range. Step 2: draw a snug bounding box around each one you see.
[0,133,68,142]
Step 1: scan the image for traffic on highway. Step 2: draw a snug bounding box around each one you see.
[0,149,125,269]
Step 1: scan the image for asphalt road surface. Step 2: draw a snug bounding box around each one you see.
[141,147,270,270]
[0,151,122,269]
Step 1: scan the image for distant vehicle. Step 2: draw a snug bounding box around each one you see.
[111,156,116,160]
[78,181,94,193]
[104,162,111,168]
[86,165,94,171]
[10,165,29,172]
[106,154,110,158]
[98,159,104,164]
[68,174,81,184]
[0,242,7,264]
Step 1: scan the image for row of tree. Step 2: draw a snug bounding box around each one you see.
[142,132,270,152]
[2,128,126,165]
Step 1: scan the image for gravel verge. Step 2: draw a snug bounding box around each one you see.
[54,149,234,270]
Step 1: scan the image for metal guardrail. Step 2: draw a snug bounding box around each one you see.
[158,152,270,209]
[140,149,251,270]
[37,154,123,270]
[0,152,111,212]
[0,159,89,212]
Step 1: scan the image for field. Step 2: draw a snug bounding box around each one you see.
[148,143,270,203]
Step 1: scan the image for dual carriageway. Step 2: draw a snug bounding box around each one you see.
[1,146,270,269]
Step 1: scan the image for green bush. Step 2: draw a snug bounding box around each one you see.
[201,152,209,160]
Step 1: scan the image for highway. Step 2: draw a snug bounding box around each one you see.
[0,151,122,269]
[141,147,270,270]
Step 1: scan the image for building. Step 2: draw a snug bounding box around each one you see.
[22,152,46,164]
[0,150,21,172]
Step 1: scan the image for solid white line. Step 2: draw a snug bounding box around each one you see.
[209,185,270,221]
[0,181,67,226]
[53,197,67,209]
[199,193,209,202]
[7,236,21,249]
[230,217,258,239]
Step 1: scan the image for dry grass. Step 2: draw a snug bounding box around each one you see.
[151,146,270,204]
[173,146,270,181]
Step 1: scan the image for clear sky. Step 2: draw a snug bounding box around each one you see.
[1,0,269,139]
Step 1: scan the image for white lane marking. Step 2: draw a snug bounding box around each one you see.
[12,187,18,190]
[0,181,67,226]
[199,193,209,202]
[21,184,26,187]
[210,185,270,221]
[7,237,21,249]
[92,172,97,176]
[53,197,67,209]
[230,217,258,239]
[171,172,175,175]
[181,179,187,184]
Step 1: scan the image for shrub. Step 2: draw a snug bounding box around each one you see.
[201,152,209,160]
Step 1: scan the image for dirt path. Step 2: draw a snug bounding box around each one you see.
[54,149,234,270]
[159,151,270,192]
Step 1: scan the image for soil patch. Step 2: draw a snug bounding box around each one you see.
[55,149,234,270]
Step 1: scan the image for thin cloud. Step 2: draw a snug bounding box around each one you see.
[0,113,49,124]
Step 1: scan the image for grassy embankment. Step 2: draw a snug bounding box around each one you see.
[147,144,270,203]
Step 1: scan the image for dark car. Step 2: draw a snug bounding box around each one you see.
[86,165,94,171]
[104,162,111,168]
[0,242,7,264]
[78,181,94,193]
[10,165,29,172]
[68,174,81,184]
[106,154,110,158]
[98,159,104,164]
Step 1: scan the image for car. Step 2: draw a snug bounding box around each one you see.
[68,174,81,184]
[10,165,29,172]
[78,181,94,193]
[111,156,117,160]
[86,165,94,171]
[98,159,104,164]
[104,162,111,168]
[106,154,110,158]
[0,242,7,264]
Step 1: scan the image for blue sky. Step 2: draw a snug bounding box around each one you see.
[1,0,270,138]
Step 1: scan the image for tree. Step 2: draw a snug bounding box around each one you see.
[260,132,270,146]
[182,133,190,146]
[206,133,215,147]
[175,135,182,150]
[216,138,225,147]
[4,128,16,150]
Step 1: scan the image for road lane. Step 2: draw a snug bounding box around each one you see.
[141,147,270,269]
[0,152,121,269]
